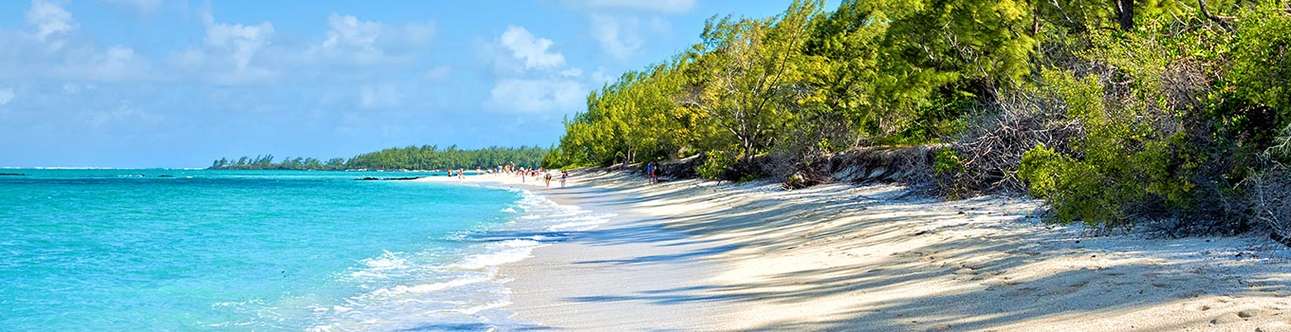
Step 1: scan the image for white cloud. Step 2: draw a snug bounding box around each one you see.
[312,14,435,66]
[203,16,274,72]
[2,1,156,82]
[358,84,402,109]
[170,11,277,83]
[26,0,76,49]
[498,26,565,71]
[322,14,381,54]
[487,26,589,113]
[590,67,616,85]
[100,0,162,14]
[65,45,152,81]
[589,15,644,60]
[488,78,584,113]
[0,88,14,106]
[579,0,695,13]
[559,68,583,78]
[325,14,436,48]
[161,11,438,85]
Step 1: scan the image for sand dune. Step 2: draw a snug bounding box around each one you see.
[424,171,1291,331]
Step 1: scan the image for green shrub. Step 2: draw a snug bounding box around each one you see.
[1017,144,1066,200]
[932,147,967,199]
[1019,144,1126,224]
[932,148,962,176]
[697,152,735,180]
[1229,7,1291,122]
[1016,69,1200,226]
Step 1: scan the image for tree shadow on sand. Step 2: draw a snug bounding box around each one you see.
[541,173,1291,330]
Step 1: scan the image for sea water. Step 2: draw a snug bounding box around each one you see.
[0,169,608,331]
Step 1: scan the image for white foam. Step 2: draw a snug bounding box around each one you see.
[366,274,492,298]
[362,251,409,269]
[452,239,543,270]
[454,299,511,315]
[348,250,411,280]
[546,221,601,232]
[310,185,614,331]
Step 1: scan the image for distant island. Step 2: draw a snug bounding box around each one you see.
[209,145,547,171]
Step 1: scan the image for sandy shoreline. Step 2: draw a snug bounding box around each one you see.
[420,171,1291,331]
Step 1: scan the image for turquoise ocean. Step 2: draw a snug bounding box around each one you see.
[0,169,606,331]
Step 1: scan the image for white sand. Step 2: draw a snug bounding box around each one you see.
[420,171,1291,331]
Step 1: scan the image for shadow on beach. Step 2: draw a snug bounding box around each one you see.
[520,171,1291,331]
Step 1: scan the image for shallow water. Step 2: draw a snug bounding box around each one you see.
[0,169,607,330]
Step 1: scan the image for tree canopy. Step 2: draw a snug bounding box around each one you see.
[545,0,1291,231]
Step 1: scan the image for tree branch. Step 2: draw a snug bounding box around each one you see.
[1198,0,1233,31]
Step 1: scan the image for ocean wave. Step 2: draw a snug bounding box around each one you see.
[546,217,610,232]
[453,299,512,315]
[348,250,412,280]
[364,274,493,298]
[363,250,410,269]
[312,186,612,331]
[451,239,544,270]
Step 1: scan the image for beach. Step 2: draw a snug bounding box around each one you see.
[421,171,1291,331]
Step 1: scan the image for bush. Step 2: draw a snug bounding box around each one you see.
[697,152,735,180]
[1014,68,1200,226]
[932,148,962,176]
[1229,7,1291,123]
[944,84,1085,196]
[932,147,965,198]
[1019,144,1125,224]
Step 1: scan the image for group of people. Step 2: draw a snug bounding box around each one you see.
[477,160,663,188]
[500,164,567,189]
[476,161,662,187]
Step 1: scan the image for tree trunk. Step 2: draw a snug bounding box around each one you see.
[1114,0,1134,30]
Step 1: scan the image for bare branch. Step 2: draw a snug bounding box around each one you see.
[1198,0,1234,31]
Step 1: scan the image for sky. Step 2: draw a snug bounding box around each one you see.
[0,0,802,168]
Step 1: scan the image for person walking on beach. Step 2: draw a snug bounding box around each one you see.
[644,162,653,185]
[645,161,658,184]
[651,163,659,184]
[560,171,567,188]
[544,172,552,188]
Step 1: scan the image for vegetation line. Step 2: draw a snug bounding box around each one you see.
[210,146,548,171]
[541,0,1291,238]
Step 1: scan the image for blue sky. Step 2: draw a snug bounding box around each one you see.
[0,0,802,168]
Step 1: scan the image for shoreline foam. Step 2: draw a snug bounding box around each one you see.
[402,174,619,330]
[303,176,610,331]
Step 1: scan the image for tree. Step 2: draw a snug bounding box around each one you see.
[690,0,821,164]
